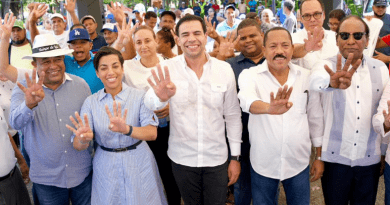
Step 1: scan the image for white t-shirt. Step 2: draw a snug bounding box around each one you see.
[0,106,16,177]
[51,30,70,50]
[123,55,165,91]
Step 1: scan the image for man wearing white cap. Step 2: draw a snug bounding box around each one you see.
[216,4,240,37]
[80,15,107,53]
[28,1,80,50]
[101,23,118,47]
[0,14,92,205]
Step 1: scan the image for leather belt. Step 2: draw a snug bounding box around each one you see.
[100,140,142,152]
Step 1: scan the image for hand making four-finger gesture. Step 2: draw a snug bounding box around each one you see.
[267,85,294,115]
[324,53,361,89]
[204,16,219,40]
[217,31,240,60]
[304,27,324,52]
[66,112,93,146]
[105,101,129,134]
[17,68,45,109]
[147,64,176,102]
[0,13,15,40]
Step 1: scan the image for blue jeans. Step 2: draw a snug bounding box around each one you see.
[385,162,390,205]
[234,140,252,205]
[32,171,92,205]
[251,165,310,205]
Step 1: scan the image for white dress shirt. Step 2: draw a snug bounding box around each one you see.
[238,61,323,180]
[0,106,16,177]
[310,55,389,166]
[292,28,338,70]
[144,54,242,167]
[373,80,390,165]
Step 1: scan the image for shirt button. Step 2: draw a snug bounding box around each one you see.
[62,134,65,137]
[64,150,67,153]
[66,164,68,167]
[56,103,59,106]
[357,101,359,104]
[59,119,62,122]
[357,85,359,88]
[357,117,360,120]
[354,143,356,146]
[356,130,359,133]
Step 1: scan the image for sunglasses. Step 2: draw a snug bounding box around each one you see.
[338,32,366,40]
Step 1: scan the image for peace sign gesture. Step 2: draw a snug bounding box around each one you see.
[105,101,129,134]
[17,68,45,109]
[324,53,361,89]
[66,112,93,149]
[303,27,324,52]
[147,64,176,102]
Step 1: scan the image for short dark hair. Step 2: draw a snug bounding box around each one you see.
[336,15,370,39]
[145,11,158,19]
[157,28,176,49]
[300,0,325,14]
[284,1,294,11]
[70,24,86,31]
[263,27,292,45]
[134,25,156,39]
[161,11,176,21]
[329,9,346,21]
[175,15,207,36]
[237,19,262,34]
[93,46,124,71]
[245,12,258,19]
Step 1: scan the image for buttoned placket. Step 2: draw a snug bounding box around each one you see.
[351,62,363,160]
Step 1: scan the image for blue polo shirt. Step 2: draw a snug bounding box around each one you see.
[64,53,104,94]
[248,0,257,12]
[226,54,265,157]
[91,35,107,54]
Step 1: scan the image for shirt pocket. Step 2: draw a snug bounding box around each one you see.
[210,83,227,106]
[173,81,189,103]
[293,92,308,114]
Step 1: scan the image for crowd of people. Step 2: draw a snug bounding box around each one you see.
[3,0,390,204]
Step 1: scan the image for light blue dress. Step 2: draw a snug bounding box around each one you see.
[79,83,167,205]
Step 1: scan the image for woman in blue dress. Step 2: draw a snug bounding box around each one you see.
[66,46,167,205]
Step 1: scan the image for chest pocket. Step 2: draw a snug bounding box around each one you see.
[210,83,227,106]
[293,92,308,114]
[172,81,189,103]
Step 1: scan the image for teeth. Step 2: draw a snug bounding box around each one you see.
[107,78,116,82]
[188,46,198,48]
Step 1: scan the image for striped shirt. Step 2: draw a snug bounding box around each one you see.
[309,55,389,166]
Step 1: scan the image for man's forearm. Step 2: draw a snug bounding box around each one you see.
[292,43,309,59]
[0,33,18,83]
[249,100,271,114]
[29,19,40,45]
[315,147,322,158]
[8,133,26,165]
[68,11,80,25]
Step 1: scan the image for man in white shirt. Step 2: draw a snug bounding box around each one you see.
[238,27,323,205]
[310,16,389,205]
[291,0,339,70]
[28,1,80,50]
[144,15,242,205]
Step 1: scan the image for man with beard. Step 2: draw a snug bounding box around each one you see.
[371,0,390,66]
[80,15,107,53]
[9,20,33,70]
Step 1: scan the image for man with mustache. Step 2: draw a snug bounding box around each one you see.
[310,16,389,204]
[237,27,323,205]
[9,20,33,70]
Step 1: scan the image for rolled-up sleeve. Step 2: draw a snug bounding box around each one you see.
[237,69,261,113]
[309,60,332,92]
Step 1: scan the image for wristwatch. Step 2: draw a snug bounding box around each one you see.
[231,155,241,162]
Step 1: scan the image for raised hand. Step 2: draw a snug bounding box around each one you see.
[217,31,240,60]
[66,112,93,145]
[204,16,219,40]
[303,27,324,52]
[267,85,293,115]
[29,3,48,23]
[105,101,128,134]
[324,53,361,89]
[64,0,77,13]
[107,1,125,25]
[147,64,176,102]
[0,13,15,40]
[17,68,45,109]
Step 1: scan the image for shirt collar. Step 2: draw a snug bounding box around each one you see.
[71,51,94,64]
[97,82,128,101]
[37,73,73,88]
[236,53,265,64]
[180,53,212,70]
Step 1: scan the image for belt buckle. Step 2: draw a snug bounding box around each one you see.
[115,147,128,152]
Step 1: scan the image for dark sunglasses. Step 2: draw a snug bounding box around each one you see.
[339,32,366,40]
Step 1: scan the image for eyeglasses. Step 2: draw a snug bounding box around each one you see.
[301,12,323,21]
[338,32,366,40]
[327,23,339,27]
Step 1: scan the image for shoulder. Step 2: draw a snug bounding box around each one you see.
[225,55,240,66]
[67,74,89,88]
[366,56,387,68]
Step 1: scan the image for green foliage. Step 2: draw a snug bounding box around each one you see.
[346,0,363,16]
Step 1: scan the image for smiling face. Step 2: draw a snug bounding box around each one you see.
[51,17,66,35]
[96,54,124,94]
[103,30,118,45]
[134,29,158,59]
[177,20,207,59]
[33,56,66,88]
[238,26,263,57]
[337,18,368,63]
[145,17,158,29]
[263,29,293,72]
